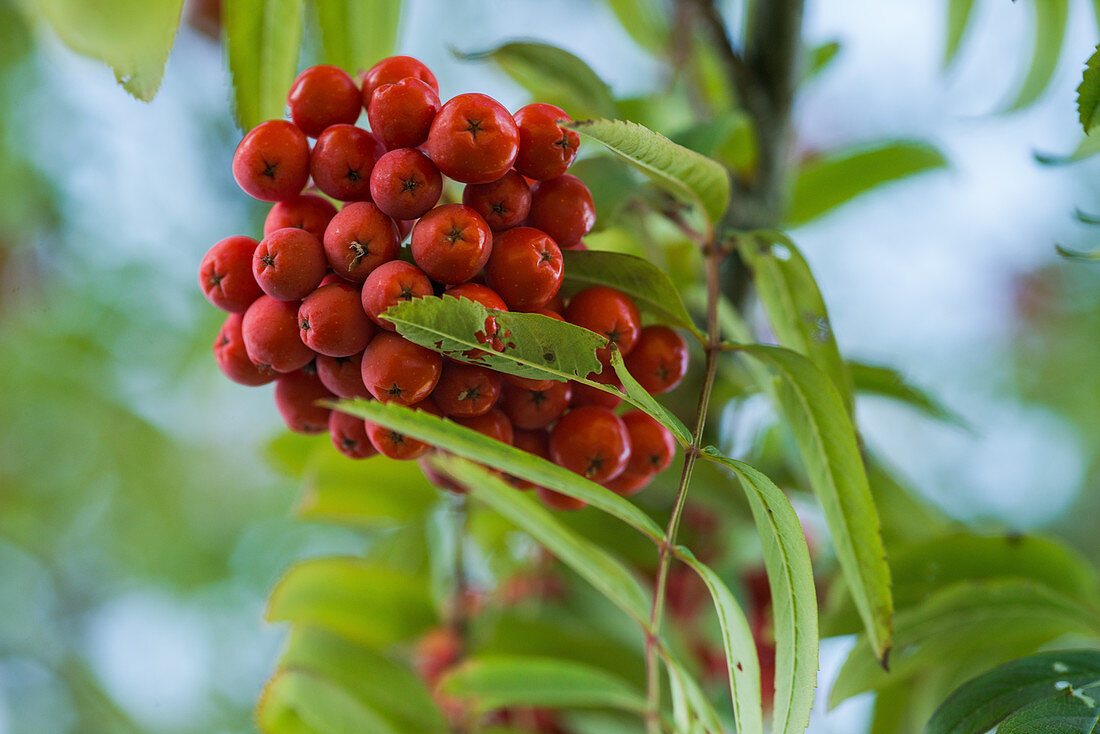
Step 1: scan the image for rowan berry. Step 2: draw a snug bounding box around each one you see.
[563,286,641,362]
[549,405,630,482]
[484,226,563,311]
[298,282,375,357]
[252,227,327,301]
[316,352,371,399]
[570,364,622,409]
[362,260,434,330]
[369,148,442,220]
[432,362,502,418]
[461,170,531,231]
[624,325,689,394]
[329,409,377,459]
[426,93,519,184]
[365,397,441,460]
[411,204,493,284]
[213,313,277,386]
[200,235,263,312]
[323,201,400,281]
[274,368,335,434]
[367,77,441,149]
[361,332,442,405]
[445,283,508,311]
[310,124,384,201]
[512,103,579,180]
[603,410,675,496]
[454,408,514,445]
[263,194,337,243]
[287,64,362,138]
[501,380,571,430]
[527,174,595,247]
[232,120,310,202]
[241,295,316,373]
[361,55,439,103]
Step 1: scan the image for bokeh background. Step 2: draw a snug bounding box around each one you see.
[1,0,1097,732]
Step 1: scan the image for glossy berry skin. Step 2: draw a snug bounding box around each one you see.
[329,410,377,459]
[365,397,441,460]
[549,405,630,483]
[512,103,579,180]
[241,295,316,373]
[570,365,622,410]
[603,410,676,496]
[200,235,263,312]
[564,286,642,363]
[432,362,502,418]
[369,148,442,220]
[537,486,587,511]
[232,120,310,202]
[362,260,434,330]
[213,313,277,386]
[316,352,371,398]
[368,78,441,149]
[323,201,400,281]
[501,380,571,430]
[624,325,689,394]
[461,171,531,231]
[361,332,442,405]
[454,408,514,446]
[445,283,508,311]
[253,227,327,301]
[426,93,520,184]
[361,55,439,103]
[274,368,334,434]
[485,226,563,311]
[264,194,337,243]
[287,65,362,137]
[310,124,385,201]
[527,174,596,248]
[410,204,493,284]
[298,282,376,357]
[507,429,550,490]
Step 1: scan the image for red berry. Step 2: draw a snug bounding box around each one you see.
[361,332,442,405]
[527,174,595,248]
[329,409,377,459]
[213,313,277,386]
[537,486,587,511]
[508,428,550,490]
[369,148,443,220]
[564,286,641,362]
[501,380,571,430]
[241,295,316,373]
[199,235,263,312]
[603,410,676,497]
[274,368,334,434]
[426,93,519,184]
[264,194,337,243]
[365,397,441,460]
[549,405,630,482]
[316,352,372,398]
[361,55,439,102]
[368,78,441,149]
[232,120,310,202]
[570,364,622,410]
[624,325,689,394]
[310,124,384,201]
[298,282,376,357]
[253,227,327,301]
[454,408,514,445]
[432,362,502,418]
[362,260,434,330]
[445,283,508,311]
[461,171,531,231]
[411,204,493,284]
[323,201,400,281]
[287,64,362,138]
[485,226,563,311]
[513,103,579,180]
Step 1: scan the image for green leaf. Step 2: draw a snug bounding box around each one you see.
[296,453,438,527]
[1078,46,1100,135]
[785,141,947,225]
[566,118,731,224]
[671,112,757,177]
[998,689,1100,733]
[454,42,615,120]
[805,40,841,80]
[1056,244,1100,261]
[258,668,400,734]
[928,650,1100,734]
[604,0,668,54]
[1006,0,1068,111]
[266,557,435,646]
[225,0,305,130]
[315,0,401,76]
[35,0,184,101]
[663,655,726,734]
[944,0,975,68]
[699,449,818,734]
[608,348,692,444]
[849,361,965,426]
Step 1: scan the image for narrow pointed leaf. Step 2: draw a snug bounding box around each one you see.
[225,0,305,130]
[849,361,965,426]
[1035,131,1100,165]
[1006,0,1068,111]
[1056,244,1100,261]
[944,0,975,68]
[608,347,691,445]
[257,669,400,734]
[315,0,401,76]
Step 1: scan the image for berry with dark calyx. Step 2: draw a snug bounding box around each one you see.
[316,352,371,398]
[361,55,439,103]
[232,120,310,202]
[549,405,630,483]
[287,64,362,137]
[426,93,520,184]
[310,124,384,201]
[507,429,550,490]
[432,361,502,418]
[527,174,595,248]
[298,282,376,357]
[213,313,277,386]
[564,285,641,363]
[362,260,433,330]
[602,410,675,496]
[411,204,493,284]
[263,194,337,243]
[368,78,441,149]
[484,226,563,312]
[501,380,571,430]
[462,170,531,231]
[537,486,587,511]
[274,368,335,434]
[200,235,263,312]
[370,148,443,220]
[252,227,327,301]
[445,283,508,311]
[625,325,689,394]
[365,397,441,460]
[361,332,442,405]
[454,408,514,445]
[512,103,579,181]
[323,201,400,281]
[570,364,622,410]
[241,295,316,373]
[329,409,378,459]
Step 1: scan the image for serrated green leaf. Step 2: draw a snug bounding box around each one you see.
[1006,0,1068,111]
[566,118,731,224]
[944,0,975,68]
[786,141,947,225]
[849,361,965,426]
[225,0,305,130]
[1056,244,1100,261]
[315,0,401,76]
[257,668,400,734]
[1078,46,1100,134]
[604,0,668,54]
[296,453,438,527]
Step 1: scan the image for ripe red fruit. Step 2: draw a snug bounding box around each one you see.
[323,201,400,281]
[564,285,642,362]
[361,260,434,330]
[527,174,596,248]
[367,78,441,149]
[361,332,442,405]
[461,171,531,231]
[316,352,372,398]
[426,93,520,184]
[411,204,493,284]
[309,124,384,201]
[485,226,564,311]
[274,368,334,434]
[537,486,587,511]
[549,405,630,482]
[603,410,676,496]
[232,120,310,202]
[445,283,508,311]
[298,282,376,357]
[241,295,316,373]
[512,103,579,180]
[369,148,443,220]
[432,362,502,418]
[287,64,362,137]
[501,380,571,430]
[213,313,277,386]
[329,410,377,459]
[507,429,550,490]
[253,227,328,301]
[361,55,439,103]
[624,325,689,394]
[263,194,337,243]
[365,397,441,460]
[571,364,623,410]
[454,408,514,445]
[199,235,263,312]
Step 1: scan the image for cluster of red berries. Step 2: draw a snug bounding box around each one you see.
[200,55,690,508]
